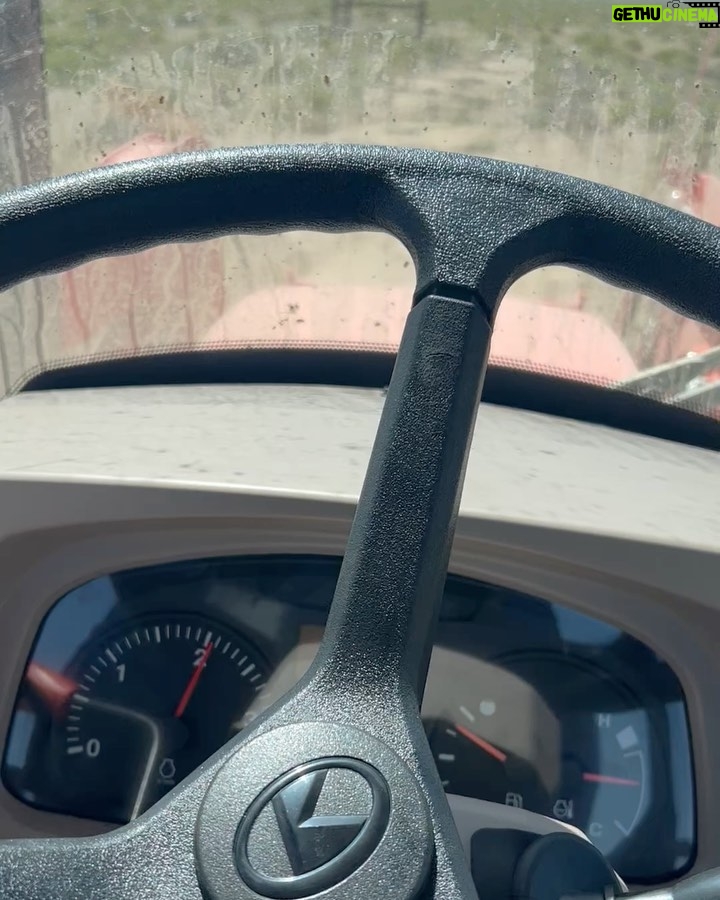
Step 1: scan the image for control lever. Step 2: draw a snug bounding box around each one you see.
[472,831,626,900]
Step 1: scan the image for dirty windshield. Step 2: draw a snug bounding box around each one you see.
[0,0,719,413]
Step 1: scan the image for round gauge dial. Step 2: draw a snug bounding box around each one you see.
[426,654,651,864]
[48,616,268,823]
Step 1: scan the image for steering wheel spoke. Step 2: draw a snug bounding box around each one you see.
[0,797,205,899]
[309,291,490,698]
[1,144,718,900]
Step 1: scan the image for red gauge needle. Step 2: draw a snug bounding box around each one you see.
[582,772,640,787]
[25,663,78,719]
[174,643,213,718]
[454,723,508,763]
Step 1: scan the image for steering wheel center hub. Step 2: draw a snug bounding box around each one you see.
[234,756,390,898]
[195,723,434,900]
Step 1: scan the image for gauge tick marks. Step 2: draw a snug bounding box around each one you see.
[49,616,270,822]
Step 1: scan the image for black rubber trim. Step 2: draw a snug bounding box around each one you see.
[19,349,719,451]
[19,349,398,392]
[482,365,720,451]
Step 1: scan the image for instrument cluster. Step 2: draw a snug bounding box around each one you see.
[2,554,695,883]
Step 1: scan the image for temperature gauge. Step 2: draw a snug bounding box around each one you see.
[426,654,651,865]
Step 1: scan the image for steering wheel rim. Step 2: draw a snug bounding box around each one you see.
[0,143,718,900]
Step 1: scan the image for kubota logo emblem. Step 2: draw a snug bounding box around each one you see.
[234,757,390,899]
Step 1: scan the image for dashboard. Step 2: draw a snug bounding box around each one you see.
[0,383,717,890]
[2,554,694,884]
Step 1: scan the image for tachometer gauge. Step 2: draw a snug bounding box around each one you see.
[425,653,651,865]
[24,615,268,823]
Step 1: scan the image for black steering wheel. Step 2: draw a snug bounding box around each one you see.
[0,144,719,900]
